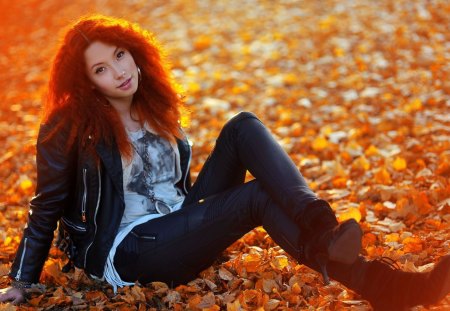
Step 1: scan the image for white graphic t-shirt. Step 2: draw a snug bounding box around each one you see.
[121,126,184,228]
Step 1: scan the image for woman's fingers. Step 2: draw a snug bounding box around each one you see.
[0,287,25,304]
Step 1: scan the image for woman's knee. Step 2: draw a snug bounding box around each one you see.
[228,111,259,125]
[221,111,261,136]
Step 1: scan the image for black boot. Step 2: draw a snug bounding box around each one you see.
[328,255,450,310]
[298,199,362,284]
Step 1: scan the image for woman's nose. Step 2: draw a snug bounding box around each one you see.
[112,65,126,79]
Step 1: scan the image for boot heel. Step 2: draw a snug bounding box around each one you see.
[316,253,330,285]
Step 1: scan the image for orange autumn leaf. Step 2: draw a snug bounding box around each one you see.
[332,176,347,188]
[85,290,108,303]
[374,167,392,185]
[291,282,302,295]
[242,253,262,273]
[412,191,433,215]
[187,294,203,311]
[402,237,423,253]
[362,232,377,248]
[194,35,212,50]
[436,161,450,176]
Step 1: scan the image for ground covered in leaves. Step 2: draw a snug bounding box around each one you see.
[1,0,449,310]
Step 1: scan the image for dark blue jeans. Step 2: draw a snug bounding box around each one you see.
[115,112,318,286]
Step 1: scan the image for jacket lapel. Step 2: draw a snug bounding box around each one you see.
[95,140,124,201]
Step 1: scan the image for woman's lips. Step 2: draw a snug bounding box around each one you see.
[118,77,132,89]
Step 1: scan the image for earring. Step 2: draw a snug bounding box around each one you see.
[137,66,142,83]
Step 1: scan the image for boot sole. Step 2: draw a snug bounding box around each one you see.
[436,255,450,302]
[328,219,362,265]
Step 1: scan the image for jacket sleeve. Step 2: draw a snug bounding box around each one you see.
[9,120,77,283]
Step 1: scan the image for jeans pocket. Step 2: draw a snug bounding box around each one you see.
[130,229,158,252]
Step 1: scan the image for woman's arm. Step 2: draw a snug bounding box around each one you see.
[8,118,77,285]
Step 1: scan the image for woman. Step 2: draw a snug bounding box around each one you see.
[0,15,449,310]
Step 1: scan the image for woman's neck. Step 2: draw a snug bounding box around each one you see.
[111,100,142,132]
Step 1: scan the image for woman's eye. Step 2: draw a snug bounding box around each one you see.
[95,67,105,74]
[117,51,125,59]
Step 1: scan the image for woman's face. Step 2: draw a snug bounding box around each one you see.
[84,41,139,106]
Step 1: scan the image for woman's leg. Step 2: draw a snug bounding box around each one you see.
[115,180,305,286]
[182,112,361,280]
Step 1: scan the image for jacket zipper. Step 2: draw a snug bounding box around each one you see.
[15,237,28,281]
[81,168,87,222]
[183,141,192,194]
[84,167,101,268]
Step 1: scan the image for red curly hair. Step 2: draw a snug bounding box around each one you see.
[44,14,183,157]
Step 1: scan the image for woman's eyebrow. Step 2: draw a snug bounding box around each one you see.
[90,46,119,69]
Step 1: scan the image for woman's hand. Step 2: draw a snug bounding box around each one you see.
[0,287,25,304]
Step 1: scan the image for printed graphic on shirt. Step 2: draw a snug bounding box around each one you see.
[126,130,176,213]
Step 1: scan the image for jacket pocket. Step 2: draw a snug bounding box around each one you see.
[61,216,87,233]
[57,217,88,259]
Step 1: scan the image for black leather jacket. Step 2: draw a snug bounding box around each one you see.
[9,120,192,283]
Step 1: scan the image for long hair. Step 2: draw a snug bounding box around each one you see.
[44,14,183,158]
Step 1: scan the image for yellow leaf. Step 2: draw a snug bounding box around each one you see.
[226,300,242,311]
[20,179,33,191]
[385,233,400,243]
[333,47,345,57]
[283,73,298,85]
[312,136,329,151]
[271,255,289,270]
[187,81,201,93]
[337,207,361,223]
[352,156,370,171]
[382,93,394,101]
[365,145,379,157]
[404,98,422,112]
[4,236,12,246]
[319,15,336,30]
[392,157,407,171]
